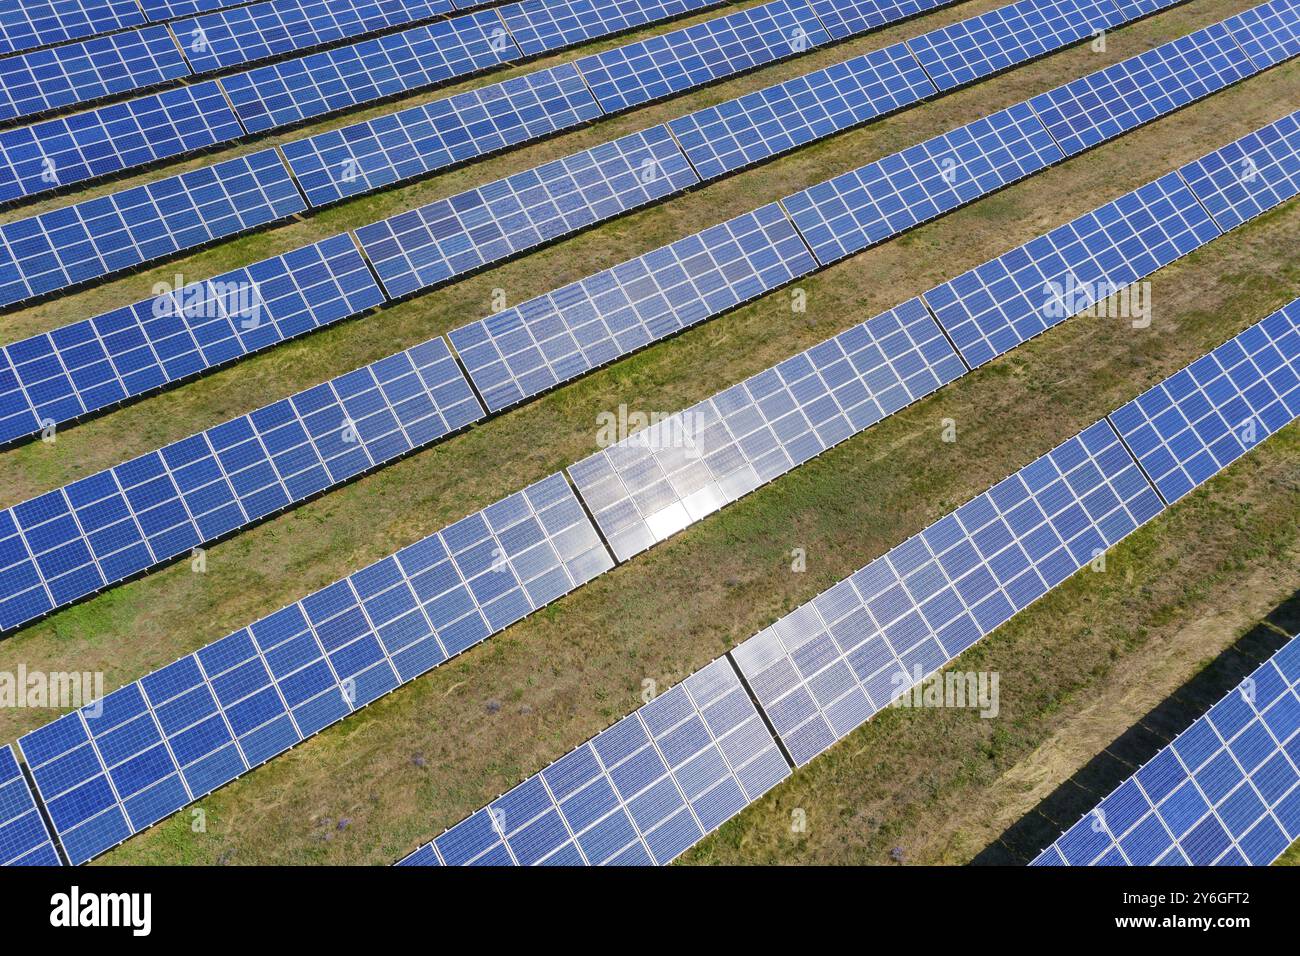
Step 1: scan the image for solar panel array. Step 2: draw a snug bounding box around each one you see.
[448,203,818,412]
[0,149,306,310]
[142,0,254,20]
[567,298,967,561]
[810,0,953,42]
[0,81,244,204]
[0,743,61,866]
[500,0,724,57]
[0,234,385,446]
[1034,631,1300,865]
[781,101,1065,265]
[0,336,483,631]
[0,0,145,57]
[397,657,790,865]
[17,471,612,864]
[354,124,700,296]
[1177,110,1300,230]
[1109,298,1300,505]
[0,25,191,124]
[1224,0,1300,69]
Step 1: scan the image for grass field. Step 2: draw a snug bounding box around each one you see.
[0,0,1296,865]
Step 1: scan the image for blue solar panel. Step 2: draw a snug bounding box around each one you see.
[0,0,145,56]
[782,102,1064,266]
[0,81,245,204]
[573,0,831,113]
[0,149,305,311]
[141,0,254,19]
[568,298,966,561]
[500,0,723,57]
[0,234,384,446]
[17,471,612,863]
[733,418,1164,766]
[177,0,453,74]
[0,24,191,123]
[355,125,700,297]
[666,40,936,179]
[221,9,517,133]
[401,657,789,865]
[1027,22,1260,159]
[448,202,817,412]
[0,743,61,866]
[1224,0,1300,70]
[280,62,598,204]
[923,171,1222,369]
[809,0,955,41]
[1177,109,1300,232]
[0,337,483,632]
[905,0,1125,93]
[1108,299,1300,505]
[1035,630,1300,866]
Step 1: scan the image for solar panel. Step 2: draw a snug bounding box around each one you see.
[1110,0,1182,16]
[220,9,517,133]
[808,0,955,41]
[573,0,831,114]
[280,62,598,205]
[500,0,723,57]
[0,24,192,124]
[0,0,145,57]
[0,337,484,632]
[666,40,936,180]
[0,149,306,311]
[923,171,1222,369]
[1223,0,1300,70]
[447,202,817,412]
[0,81,245,204]
[904,0,1125,93]
[354,124,700,297]
[400,657,789,865]
[0,234,385,446]
[140,0,255,19]
[0,743,61,866]
[1176,109,1300,232]
[1108,300,1300,505]
[782,102,1064,266]
[1027,21,1260,159]
[1034,631,1300,865]
[568,298,966,561]
[733,418,1164,766]
[17,471,612,863]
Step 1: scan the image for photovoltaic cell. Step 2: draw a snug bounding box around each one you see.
[221,9,517,133]
[0,149,306,311]
[0,743,61,866]
[399,657,789,865]
[666,40,936,180]
[808,0,955,42]
[280,62,598,205]
[1108,299,1300,505]
[176,0,453,74]
[141,0,254,19]
[0,0,145,57]
[782,101,1064,265]
[1026,22,1260,158]
[17,471,612,863]
[0,24,191,124]
[354,124,700,297]
[923,171,1222,369]
[732,419,1164,766]
[1176,109,1300,231]
[0,336,483,632]
[447,202,817,412]
[573,0,831,113]
[568,298,966,561]
[904,0,1125,93]
[500,0,723,57]
[1034,631,1300,865]
[1223,0,1300,70]
[0,81,244,204]
[1110,0,1182,17]
[0,234,385,446]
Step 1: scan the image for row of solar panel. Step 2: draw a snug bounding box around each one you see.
[4,110,1296,865]
[397,296,1300,865]
[2,16,1294,634]
[1034,632,1300,866]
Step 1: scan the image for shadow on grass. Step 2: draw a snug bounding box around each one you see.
[971,588,1300,865]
